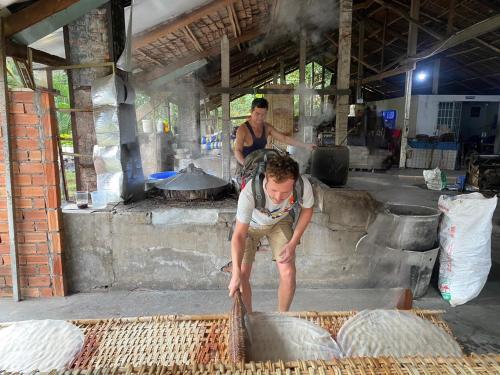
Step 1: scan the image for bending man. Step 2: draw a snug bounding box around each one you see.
[228,154,314,312]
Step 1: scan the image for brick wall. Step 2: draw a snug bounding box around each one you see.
[0,90,66,298]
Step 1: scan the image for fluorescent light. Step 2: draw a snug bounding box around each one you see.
[416,71,427,81]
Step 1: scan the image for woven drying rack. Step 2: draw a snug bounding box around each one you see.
[65,308,465,368]
[39,354,500,374]
[2,307,500,374]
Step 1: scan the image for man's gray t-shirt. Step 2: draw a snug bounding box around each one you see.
[236,176,314,227]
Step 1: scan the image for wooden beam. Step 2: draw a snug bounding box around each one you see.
[6,41,66,66]
[221,34,230,181]
[136,49,164,67]
[227,3,241,51]
[399,0,419,169]
[361,64,412,83]
[138,27,265,83]
[183,25,204,53]
[133,0,237,49]
[0,18,21,301]
[356,20,365,101]
[373,0,443,40]
[335,0,353,146]
[205,86,348,95]
[380,10,388,69]
[446,46,480,57]
[325,33,380,73]
[279,59,285,83]
[404,13,500,64]
[447,0,456,34]
[354,0,374,11]
[299,29,306,118]
[432,58,440,94]
[3,0,80,37]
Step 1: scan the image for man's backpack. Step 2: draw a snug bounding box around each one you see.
[228,149,306,240]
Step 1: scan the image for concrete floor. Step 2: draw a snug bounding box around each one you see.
[1,169,499,355]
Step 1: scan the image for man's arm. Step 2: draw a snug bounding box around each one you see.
[228,220,250,296]
[267,125,316,151]
[278,207,313,263]
[234,126,246,165]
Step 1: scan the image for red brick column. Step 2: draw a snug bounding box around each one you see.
[0,89,66,298]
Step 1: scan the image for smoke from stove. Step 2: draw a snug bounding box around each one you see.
[250,0,339,54]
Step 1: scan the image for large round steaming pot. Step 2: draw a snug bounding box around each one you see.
[156,163,229,200]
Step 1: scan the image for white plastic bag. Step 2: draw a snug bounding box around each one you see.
[438,193,497,306]
[423,167,446,190]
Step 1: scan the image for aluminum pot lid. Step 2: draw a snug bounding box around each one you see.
[156,163,229,191]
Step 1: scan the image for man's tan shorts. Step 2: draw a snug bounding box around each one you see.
[242,217,293,264]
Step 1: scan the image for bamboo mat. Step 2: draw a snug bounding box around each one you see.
[41,354,500,374]
[67,310,454,369]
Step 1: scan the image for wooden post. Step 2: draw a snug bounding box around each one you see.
[432,58,440,95]
[0,18,21,301]
[356,20,365,102]
[380,10,387,69]
[335,0,353,145]
[310,61,315,115]
[47,70,69,202]
[321,56,325,113]
[447,0,456,35]
[221,34,231,181]
[399,0,419,168]
[280,59,285,84]
[299,29,306,120]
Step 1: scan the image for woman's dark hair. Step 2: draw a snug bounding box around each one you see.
[251,98,269,111]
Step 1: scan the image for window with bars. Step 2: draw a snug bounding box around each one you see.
[437,101,462,139]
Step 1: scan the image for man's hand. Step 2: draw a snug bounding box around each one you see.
[278,241,297,263]
[228,274,241,296]
[305,143,317,151]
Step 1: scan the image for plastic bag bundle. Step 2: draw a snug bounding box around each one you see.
[438,193,497,306]
[423,167,447,190]
[91,75,135,107]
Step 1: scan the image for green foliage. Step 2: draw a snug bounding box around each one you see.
[6,58,23,88]
[52,70,72,135]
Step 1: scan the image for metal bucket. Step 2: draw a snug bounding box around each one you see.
[365,203,441,252]
[356,236,439,298]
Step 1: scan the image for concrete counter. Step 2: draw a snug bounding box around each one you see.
[62,180,382,292]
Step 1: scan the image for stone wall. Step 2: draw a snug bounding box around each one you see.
[0,90,65,298]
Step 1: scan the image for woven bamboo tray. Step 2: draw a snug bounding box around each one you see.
[41,354,500,374]
[67,310,455,369]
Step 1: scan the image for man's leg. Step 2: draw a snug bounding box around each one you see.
[240,262,253,313]
[240,228,263,314]
[269,218,295,312]
[276,260,296,312]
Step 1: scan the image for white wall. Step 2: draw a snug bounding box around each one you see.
[367,97,419,136]
[370,95,500,137]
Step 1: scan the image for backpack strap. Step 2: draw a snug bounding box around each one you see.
[293,176,304,205]
[252,171,267,210]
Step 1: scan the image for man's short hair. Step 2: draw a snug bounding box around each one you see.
[251,98,269,111]
[266,154,299,183]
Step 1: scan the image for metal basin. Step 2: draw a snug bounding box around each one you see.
[365,203,441,252]
[356,235,439,298]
